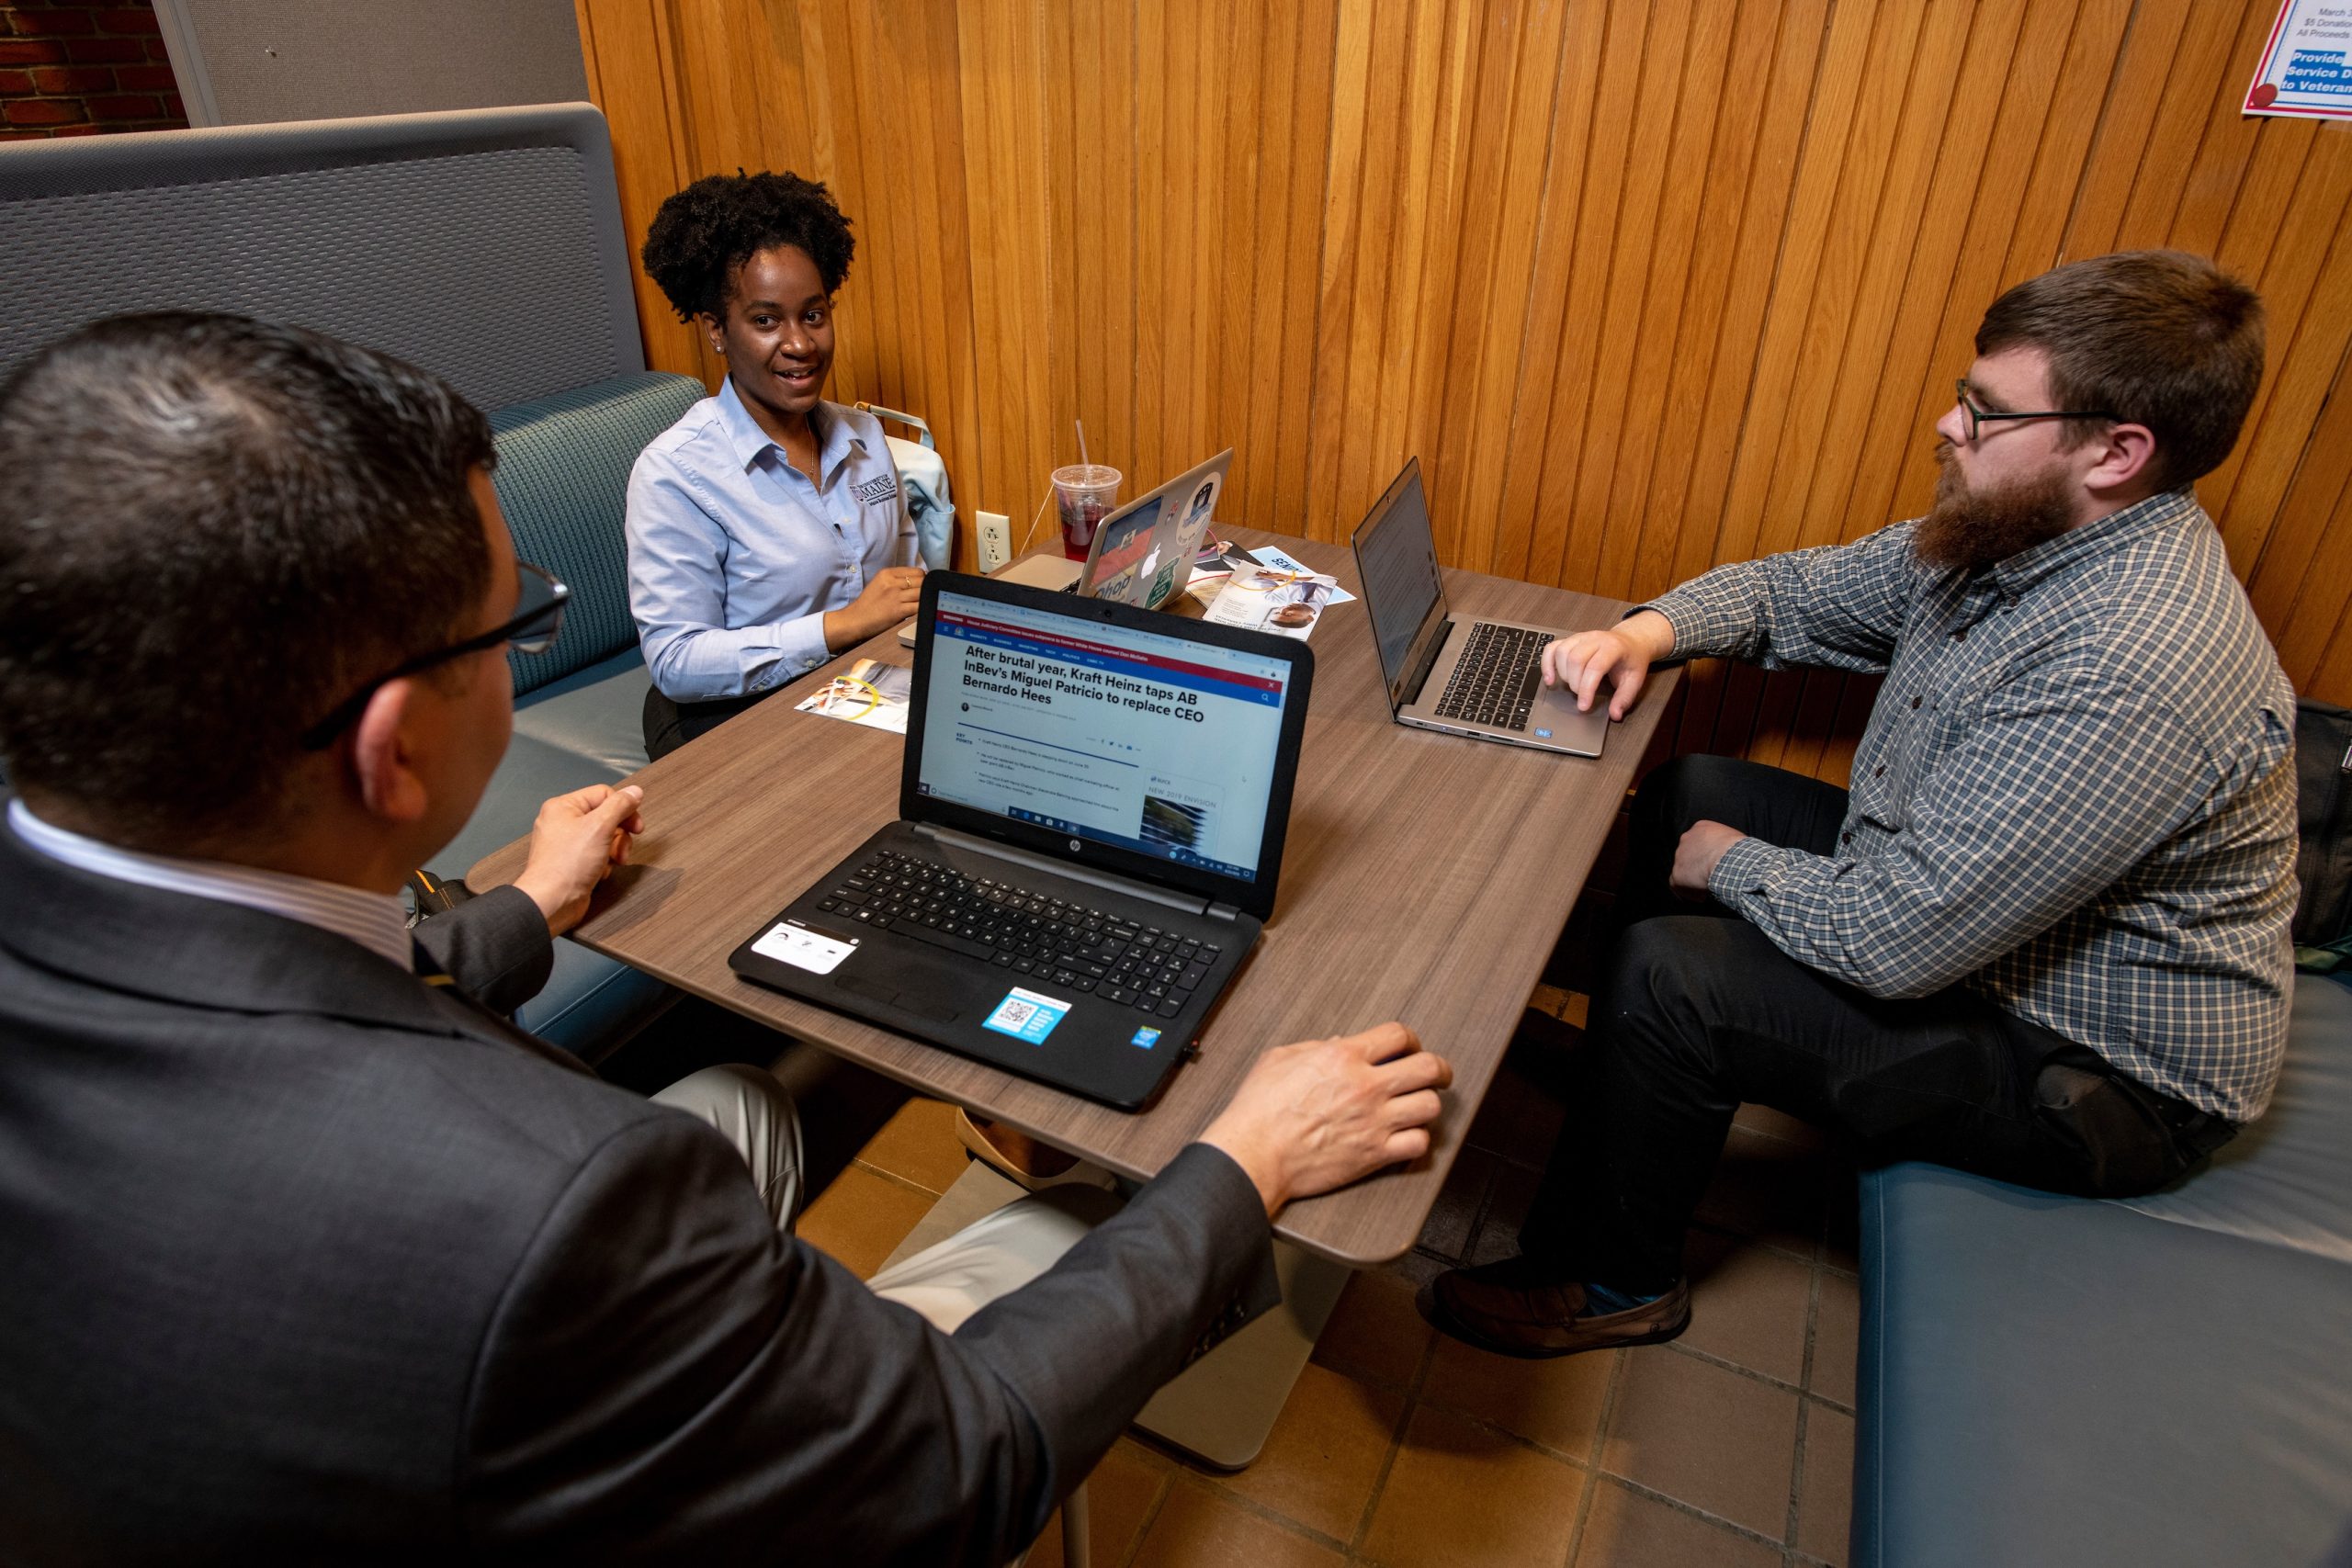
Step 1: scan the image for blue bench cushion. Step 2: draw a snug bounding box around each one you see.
[510,647,651,777]
[439,371,699,1058]
[424,730,668,1061]
[489,370,704,695]
[2108,972,2352,1265]
[1855,974,2352,1568]
[510,941,673,1059]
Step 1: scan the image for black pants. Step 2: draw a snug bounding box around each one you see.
[1520,754,2235,1295]
[643,686,772,761]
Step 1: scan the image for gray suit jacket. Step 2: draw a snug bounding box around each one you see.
[0,826,1276,1563]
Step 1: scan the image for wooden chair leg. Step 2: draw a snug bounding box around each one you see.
[1060,1481,1091,1568]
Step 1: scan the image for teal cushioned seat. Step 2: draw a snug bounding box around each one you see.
[421,729,672,1059]
[425,370,707,1057]
[511,648,652,777]
[488,370,705,696]
[1854,975,2352,1567]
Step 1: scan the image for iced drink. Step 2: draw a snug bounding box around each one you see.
[1051,464,1121,560]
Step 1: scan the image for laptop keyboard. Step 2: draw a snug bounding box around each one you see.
[1432,622,1551,730]
[818,849,1220,1020]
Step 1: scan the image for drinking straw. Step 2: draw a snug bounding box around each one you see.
[1076,420,1091,470]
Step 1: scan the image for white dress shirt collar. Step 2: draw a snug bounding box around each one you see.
[6,798,414,972]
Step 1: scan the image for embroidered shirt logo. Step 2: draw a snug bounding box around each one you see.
[853,475,899,506]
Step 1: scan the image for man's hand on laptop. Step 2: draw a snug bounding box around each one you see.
[1541,609,1675,720]
[1199,1023,1453,1219]
[513,784,646,937]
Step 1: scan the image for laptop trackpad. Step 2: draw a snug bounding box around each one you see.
[1530,682,1607,750]
[840,964,972,1022]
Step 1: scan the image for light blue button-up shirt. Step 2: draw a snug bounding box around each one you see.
[627,378,916,702]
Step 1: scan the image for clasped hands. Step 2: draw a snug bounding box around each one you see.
[824,566,927,651]
[514,784,645,936]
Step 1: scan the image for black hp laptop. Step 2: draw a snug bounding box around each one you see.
[1351,457,1608,757]
[730,571,1315,1110]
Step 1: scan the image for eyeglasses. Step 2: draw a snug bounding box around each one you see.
[297,561,568,750]
[1953,378,2118,444]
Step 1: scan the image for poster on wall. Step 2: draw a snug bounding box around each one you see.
[2244,0,2352,118]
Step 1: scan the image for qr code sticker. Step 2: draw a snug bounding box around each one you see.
[982,987,1072,1045]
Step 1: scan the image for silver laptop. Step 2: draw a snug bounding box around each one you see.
[1351,457,1608,757]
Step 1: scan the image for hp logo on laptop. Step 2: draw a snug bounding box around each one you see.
[1069,838,1082,852]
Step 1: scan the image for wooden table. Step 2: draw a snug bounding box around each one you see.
[474,526,1678,1268]
[476,526,1677,1465]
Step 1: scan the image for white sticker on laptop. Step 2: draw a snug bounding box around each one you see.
[981,986,1073,1045]
[751,921,859,975]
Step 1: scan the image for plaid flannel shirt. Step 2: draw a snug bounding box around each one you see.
[1645,490,2297,1122]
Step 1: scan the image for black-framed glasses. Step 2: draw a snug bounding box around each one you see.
[297,561,568,750]
[1953,378,2118,444]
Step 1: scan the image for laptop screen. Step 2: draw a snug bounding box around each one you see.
[914,586,1300,884]
[1353,461,1448,693]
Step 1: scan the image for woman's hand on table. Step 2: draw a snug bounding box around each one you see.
[823,567,926,651]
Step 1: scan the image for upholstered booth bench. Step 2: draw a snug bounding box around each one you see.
[1853,970,2352,1567]
[424,369,703,1052]
[2,103,693,1057]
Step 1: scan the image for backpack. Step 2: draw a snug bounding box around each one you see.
[2294,697,2352,973]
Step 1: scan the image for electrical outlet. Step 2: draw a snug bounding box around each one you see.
[976,510,1012,573]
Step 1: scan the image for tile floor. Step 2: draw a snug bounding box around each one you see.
[795,985,1861,1568]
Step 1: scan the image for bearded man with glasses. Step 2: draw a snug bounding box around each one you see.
[1423,250,2299,1362]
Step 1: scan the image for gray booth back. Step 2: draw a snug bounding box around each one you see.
[0,101,692,1053]
[0,102,642,410]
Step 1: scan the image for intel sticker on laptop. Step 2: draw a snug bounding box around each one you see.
[982,987,1072,1045]
[1131,1026,1161,1049]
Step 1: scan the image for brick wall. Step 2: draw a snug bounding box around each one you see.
[0,0,184,140]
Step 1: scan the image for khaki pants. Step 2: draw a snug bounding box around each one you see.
[653,1064,1109,1327]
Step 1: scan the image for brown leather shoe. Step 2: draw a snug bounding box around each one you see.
[1419,1257,1691,1359]
[954,1110,1080,1190]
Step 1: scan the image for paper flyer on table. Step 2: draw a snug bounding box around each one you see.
[796,657,912,732]
[1182,531,1235,594]
[1242,545,1356,604]
[1200,548,1353,640]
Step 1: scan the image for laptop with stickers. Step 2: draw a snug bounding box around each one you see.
[729,570,1315,1110]
[1071,448,1233,609]
[892,449,1234,646]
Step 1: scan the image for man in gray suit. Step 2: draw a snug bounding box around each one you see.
[0,313,1452,1564]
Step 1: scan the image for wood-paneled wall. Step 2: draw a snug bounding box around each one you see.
[576,0,2352,781]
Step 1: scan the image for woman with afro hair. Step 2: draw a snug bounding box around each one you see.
[626,171,923,758]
